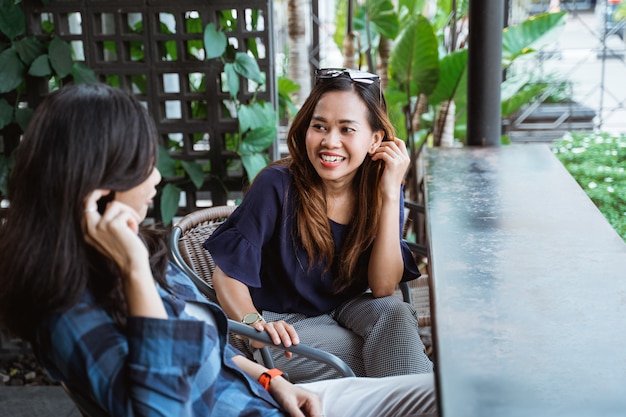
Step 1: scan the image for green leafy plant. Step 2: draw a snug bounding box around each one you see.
[155,17,280,225]
[0,0,97,199]
[333,0,567,146]
[332,0,567,203]
[553,132,626,242]
[203,22,276,180]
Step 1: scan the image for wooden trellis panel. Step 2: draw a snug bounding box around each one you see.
[21,0,276,219]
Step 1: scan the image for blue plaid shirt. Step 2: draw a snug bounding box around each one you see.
[33,262,287,417]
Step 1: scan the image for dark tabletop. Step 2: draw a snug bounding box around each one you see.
[424,145,626,417]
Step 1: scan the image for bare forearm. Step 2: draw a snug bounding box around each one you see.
[368,199,404,296]
[213,265,259,321]
[124,263,167,319]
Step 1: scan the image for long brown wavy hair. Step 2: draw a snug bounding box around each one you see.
[0,84,168,341]
[284,73,396,292]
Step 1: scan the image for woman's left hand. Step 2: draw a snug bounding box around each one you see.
[269,376,323,417]
[370,137,410,199]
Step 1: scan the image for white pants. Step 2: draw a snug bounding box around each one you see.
[298,373,438,417]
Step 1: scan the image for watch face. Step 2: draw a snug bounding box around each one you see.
[243,313,261,325]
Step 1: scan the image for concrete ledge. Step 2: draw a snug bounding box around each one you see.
[424,144,626,416]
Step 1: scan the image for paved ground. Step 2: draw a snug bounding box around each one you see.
[0,386,80,417]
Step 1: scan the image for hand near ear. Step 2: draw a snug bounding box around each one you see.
[370,137,410,200]
[82,189,148,277]
[82,189,167,319]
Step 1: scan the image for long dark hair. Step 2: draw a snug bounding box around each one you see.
[0,84,168,341]
[284,73,396,292]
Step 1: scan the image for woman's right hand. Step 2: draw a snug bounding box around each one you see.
[83,189,167,319]
[82,189,149,278]
[249,320,300,359]
[213,266,300,358]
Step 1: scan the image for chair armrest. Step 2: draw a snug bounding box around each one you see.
[228,320,356,378]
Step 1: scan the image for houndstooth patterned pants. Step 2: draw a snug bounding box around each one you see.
[257,293,434,383]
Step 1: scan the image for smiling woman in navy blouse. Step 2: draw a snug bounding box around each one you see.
[205,68,433,383]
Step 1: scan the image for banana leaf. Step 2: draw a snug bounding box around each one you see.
[428,48,467,106]
[389,14,439,97]
[502,12,567,66]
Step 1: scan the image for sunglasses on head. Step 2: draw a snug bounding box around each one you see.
[315,68,380,84]
[314,68,383,104]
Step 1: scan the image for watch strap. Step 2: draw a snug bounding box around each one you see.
[258,368,283,390]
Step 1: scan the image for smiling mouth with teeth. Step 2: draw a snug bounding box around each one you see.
[321,155,345,162]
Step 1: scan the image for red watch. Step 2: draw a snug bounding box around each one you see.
[258,368,283,390]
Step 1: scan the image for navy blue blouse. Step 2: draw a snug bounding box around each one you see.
[203,165,419,316]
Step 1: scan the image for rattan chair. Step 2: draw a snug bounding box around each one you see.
[169,205,236,305]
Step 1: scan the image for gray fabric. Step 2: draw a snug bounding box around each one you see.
[261,293,433,383]
[299,373,438,417]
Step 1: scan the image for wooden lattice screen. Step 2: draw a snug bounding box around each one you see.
[21,0,276,220]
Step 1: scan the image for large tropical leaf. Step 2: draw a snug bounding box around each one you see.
[71,62,98,84]
[353,6,379,56]
[239,125,276,155]
[428,48,467,105]
[240,152,269,183]
[233,52,264,84]
[181,160,204,189]
[502,12,567,66]
[278,76,299,120]
[14,36,44,66]
[0,47,25,93]
[48,37,73,78]
[382,80,410,139]
[157,145,178,178]
[501,73,546,117]
[0,98,13,130]
[332,0,348,52]
[160,183,181,226]
[238,101,276,133]
[203,23,227,60]
[28,54,52,77]
[500,72,533,104]
[389,14,439,97]
[367,0,399,40]
[224,62,240,99]
[397,0,427,18]
[502,84,545,118]
[0,1,25,40]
